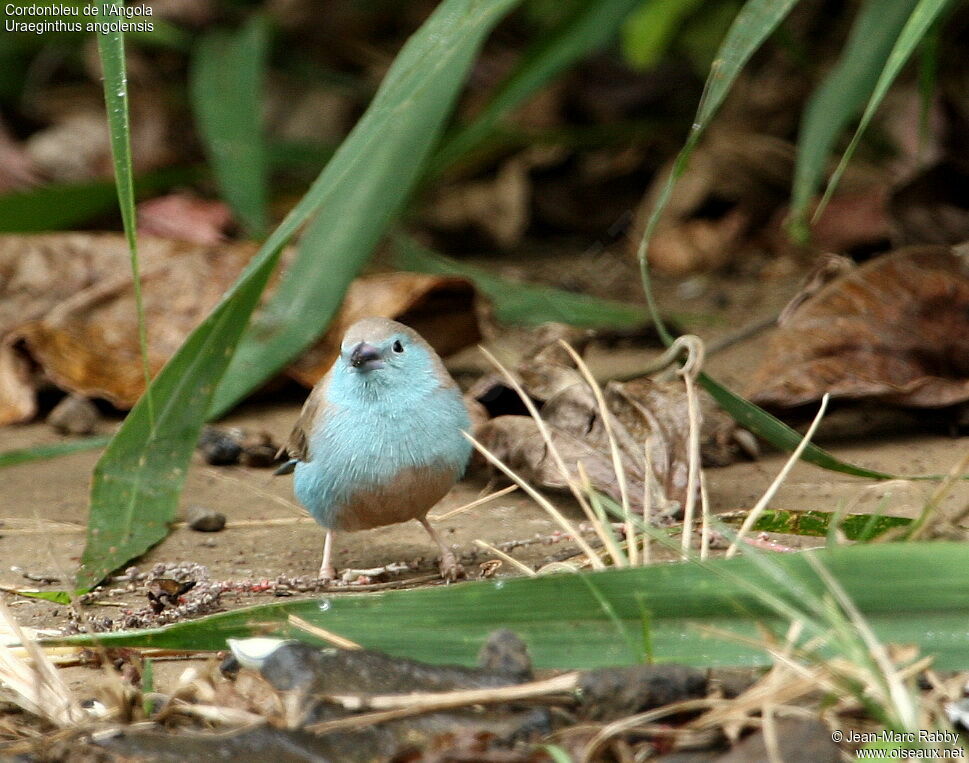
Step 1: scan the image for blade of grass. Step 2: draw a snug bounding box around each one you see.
[430,0,642,174]
[815,0,955,220]
[630,0,915,481]
[393,235,648,328]
[788,0,919,240]
[52,542,969,671]
[0,437,110,469]
[96,14,154,430]
[207,0,522,417]
[621,0,703,70]
[0,166,199,232]
[190,14,270,237]
[79,0,524,588]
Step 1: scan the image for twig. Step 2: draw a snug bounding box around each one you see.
[305,672,580,734]
[430,484,519,520]
[288,614,362,650]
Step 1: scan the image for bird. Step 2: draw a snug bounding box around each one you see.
[276,317,472,582]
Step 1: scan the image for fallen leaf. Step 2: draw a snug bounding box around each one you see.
[747,245,969,408]
[0,233,481,424]
[472,326,744,516]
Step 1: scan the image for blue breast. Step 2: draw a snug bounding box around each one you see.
[293,378,472,529]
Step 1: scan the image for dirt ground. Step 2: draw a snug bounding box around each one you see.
[2,260,968,698]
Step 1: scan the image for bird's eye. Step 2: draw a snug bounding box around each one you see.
[392,340,404,353]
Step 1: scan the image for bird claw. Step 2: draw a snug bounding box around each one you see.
[439,557,465,583]
[318,565,337,584]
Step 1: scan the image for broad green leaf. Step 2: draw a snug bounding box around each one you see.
[431,0,642,174]
[817,0,955,219]
[788,0,918,239]
[393,236,648,328]
[52,542,969,670]
[0,437,110,469]
[80,0,524,588]
[621,0,703,70]
[0,167,199,232]
[208,0,522,418]
[190,15,270,236]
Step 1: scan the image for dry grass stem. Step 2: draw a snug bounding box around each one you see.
[576,461,628,567]
[726,393,830,558]
[430,483,519,520]
[306,672,580,734]
[478,347,605,552]
[0,601,86,727]
[465,431,605,568]
[288,614,362,650]
[676,337,704,557]
[559,341,636,565]
[906,447,969,539]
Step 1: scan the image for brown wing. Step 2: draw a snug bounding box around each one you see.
[283,375,329,463]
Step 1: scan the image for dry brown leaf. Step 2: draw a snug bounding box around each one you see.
[472,328,743,516]
[890,161,969,246]
[747,245,969,408]
[0,233,480,425]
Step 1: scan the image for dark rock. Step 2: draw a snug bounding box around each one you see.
[240,443,279,468]
[477,628,533,681]
[197,426,242,465]
[46,394,98,435]
[576,664,707,722]
[186,505,226,532]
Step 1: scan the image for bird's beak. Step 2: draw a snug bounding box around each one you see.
[349,342,385,371]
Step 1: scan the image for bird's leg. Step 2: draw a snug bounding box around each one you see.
[319,530,336,582]
[418,517,464,582]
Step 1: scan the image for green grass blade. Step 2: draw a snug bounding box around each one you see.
[636,0,800,345]
[208,0,522,418]
[189,15,270,236]
[79,0,524,588]
[52,543,969,670]
[430,0,642,173]
[0,167,200,232]
[627,0,907,480]
[699,373,898,479]
[621,0,703,70]
[96,12,154,431]
[0,437,110,469]
[788,0,918,239]
[816,0,955,220]
[393,236,648,328]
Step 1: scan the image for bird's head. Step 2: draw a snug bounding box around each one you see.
[332,317,444,399]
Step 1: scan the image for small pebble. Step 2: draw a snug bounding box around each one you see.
[186,505,226,532]
[47,394,99,435]
[197,426,242,465]
[240,443,279,468]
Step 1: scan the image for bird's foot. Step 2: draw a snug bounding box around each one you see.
[318,563,337,583]
[439,554,466,583]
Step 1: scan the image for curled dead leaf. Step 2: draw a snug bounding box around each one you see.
[472,326,746,517]
[747,245,969,408]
